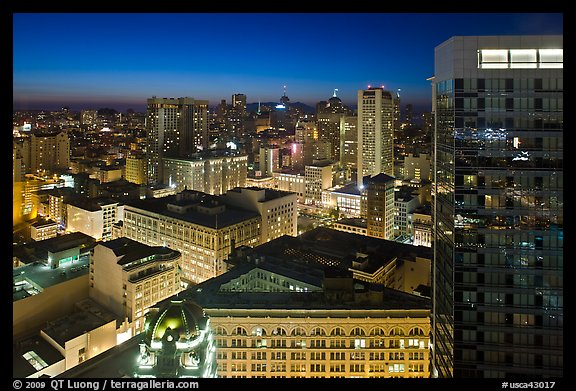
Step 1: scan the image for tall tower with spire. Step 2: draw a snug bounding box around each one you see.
[280,85,290,108]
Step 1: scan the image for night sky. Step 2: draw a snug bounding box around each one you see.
[13,13,563,113]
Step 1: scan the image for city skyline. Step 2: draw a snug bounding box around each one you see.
[13,13,563,112]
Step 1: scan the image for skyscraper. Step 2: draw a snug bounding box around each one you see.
[357,87,395,185]
[145,97,208,185]
[433,36,563,378]
[362,173,395,240]
[30,131,70,174]
[317,93,351,166]
[232,93,247,113]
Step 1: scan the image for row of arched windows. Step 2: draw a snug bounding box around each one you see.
[214,326,426,338]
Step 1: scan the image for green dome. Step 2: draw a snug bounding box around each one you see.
[144,299,206,343]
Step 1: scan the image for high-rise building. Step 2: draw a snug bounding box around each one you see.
[66,197,121,241]
[122,188,297,284]
[89,238,182,334]
[145,97,208,185]
[162,153,247,195]
[357,87,395,185]
[403,153,432,182]
[404,104,414,126]
[259,145,280,177]
[125,151,147,185]
[342,115,358,181]
[317,94,351,165]
[220,187,298,243]
[304,161,333,206]
[30,131,70,174]
[393,91,401,131]
[433,36,563,378]
[80,109,98,129]
[227,95,245,139]
[232,93,247,113]
[186,240,432,379]
[362,174,395,240]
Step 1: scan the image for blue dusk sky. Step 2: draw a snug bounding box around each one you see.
[13,13,563,113]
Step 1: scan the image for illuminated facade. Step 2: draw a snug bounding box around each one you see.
[304,162,333,205]
[122,191,261,284]
[272,171,305,202]
[433,36,563,378]
[30,131,70,174]
[122,188,295,284]
[163,153,247,195]
[89,238,182,334]
[363,174,395,240]
[412,208,432,248]
[135,299,217,378]
[342,115,358,180]
[259,145,280,176]
[146,97,209,185]
[66,197,121,241]
[357,87,394,184]
[323,183,362,218]
[221,187,298,243]
[125,152,147,185]
[184,251,431,378]
[30,219,58,241]
[402,153,431,182]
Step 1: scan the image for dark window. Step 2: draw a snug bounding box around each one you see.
[477,98,485,110]
[535,98,543,111]
[477,79,485,91]
[455,79,464,90]
[534,78,543,90]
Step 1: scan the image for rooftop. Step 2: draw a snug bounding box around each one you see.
[172,227,432,312]
[331,182,361,196]
[252,227,432,275]
[99,237,181,266]
[13,335,64,378]
[30,218,57,228]
[183,267,429,312]
[229,186,296,202]
[125,193,260,229]
[42,300,118,347]
[67,197,119,211]
[365,173,395,184]
[335,218,367,228]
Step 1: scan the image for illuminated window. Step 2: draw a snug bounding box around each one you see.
[539,49,563,68]
[22,351,48,371]
[510,49,537,68]
[479,50,508,68]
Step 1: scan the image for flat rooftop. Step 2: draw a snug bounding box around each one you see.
[13,256,90,302]
[42,301,118,347]
[125,195,260,229]
[250,227,432,275]
[13,335,64,378]
[183,275,430,312]
[100,237,180,266]
[335,218,367,228]
[58,336,140,378]
[331,182,361,196]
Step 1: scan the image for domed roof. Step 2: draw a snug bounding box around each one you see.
[144,299,206,343]
[328,96,342,103]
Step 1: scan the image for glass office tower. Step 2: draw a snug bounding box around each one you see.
[433,36,563,378]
